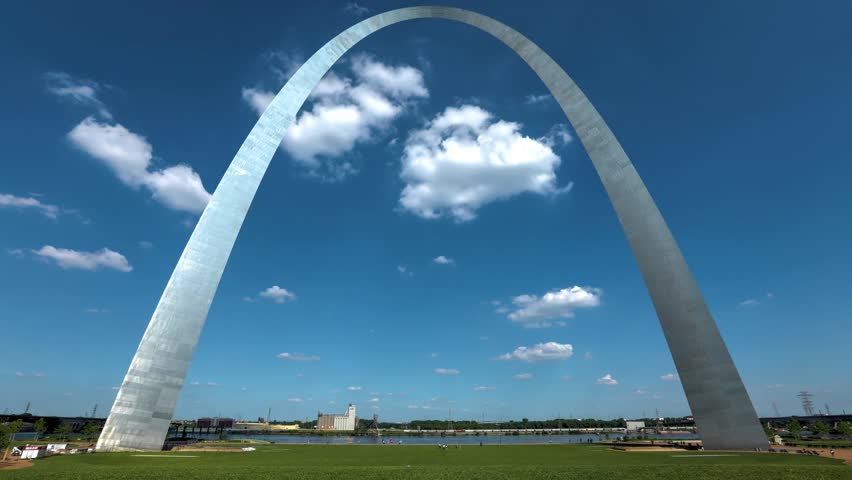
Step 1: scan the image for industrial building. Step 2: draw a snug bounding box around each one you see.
[317,404,356,431]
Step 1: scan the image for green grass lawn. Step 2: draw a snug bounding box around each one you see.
[2,444,849,480]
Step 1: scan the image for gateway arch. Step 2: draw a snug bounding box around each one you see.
[98,6,766,451]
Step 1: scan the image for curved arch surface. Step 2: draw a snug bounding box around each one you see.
[98,6,765,451]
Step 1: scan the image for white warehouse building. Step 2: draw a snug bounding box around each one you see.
[317,404,356,431]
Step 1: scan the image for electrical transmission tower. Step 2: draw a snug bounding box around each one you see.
[797,391,815,416]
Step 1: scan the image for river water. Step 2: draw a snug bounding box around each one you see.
[190,433,698,445]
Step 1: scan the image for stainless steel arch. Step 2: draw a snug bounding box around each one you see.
[98,6,766,451]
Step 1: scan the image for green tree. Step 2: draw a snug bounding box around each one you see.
[57,423,72,441]
[0,424,11,457]
[33,418,47,441]
[763,423,774,437]
[813,421,830,436]
[786,418,802,439]
[836,421,852,438]
[7,419,23,438]
[81,422,101,444]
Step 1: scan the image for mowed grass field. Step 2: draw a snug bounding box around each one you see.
[2,444,850,480]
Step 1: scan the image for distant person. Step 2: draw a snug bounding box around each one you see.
[479,441,483,447]
[830,449,835,457]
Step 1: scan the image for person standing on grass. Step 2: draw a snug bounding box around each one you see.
[830,449,835,457]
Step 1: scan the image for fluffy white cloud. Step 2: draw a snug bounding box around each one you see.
[498,342,573,362]
[507,286,602,328]
[259,285,297,303]
[0,193,60,218]
[242,55,427,181]
[399,105,572,222]
[346,386,362,391]
[276,352,319,361]
[350,56,428,99]
[32,245,131,272]
[434,368,460,375]
[45,71,112,119]
[433,255,454,265]
[596,374,618,385]
[660,373,680,382]
[513,373,534,380]
[68,117,211,214]
[474,386,496,391]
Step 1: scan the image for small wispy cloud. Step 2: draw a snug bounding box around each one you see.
[346,386,362,391]
[523,93,551,105]
[44,71,112,119]
[0,193,61,218]
[276,352,320,362]
[434,368,461,375]
[474,386,496,391]
[342,2,369,16]
[660,373,679,382]
[512,373,533,380]
[190,381,221,387]
[30,245,132,272]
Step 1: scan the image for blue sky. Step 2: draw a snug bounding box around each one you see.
[2,1,851,423]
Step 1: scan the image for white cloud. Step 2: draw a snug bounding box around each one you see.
[430,353,439,358]
[15,372,45,379]
[343,2,369,16]
[407,405,420,409]
[433,255,454,265]
[513,373,534,380]
[370,405,380,410]
[584,352,594,361]
[738,298,760,307]
[346,386,362,391]
[138,240,154,249]
[397,265,413,277]
[498,342,573,362]
[68,117,211,214]
[524,93,551,105]
[507,286,602,328]
[242,55,427,182]
[596,374,617,386]
[633,389,648,396]
[351,56,428,99]
[32,245,131,272]
[190,381,220,387]
[660,373,679,382]
[399,105,572,222]
[368,397,380,403]
[44,71,112,119]
[84,307,108,313]
[474,386,496,391]
[276,352,320,362]
[288,398,304,403]
[259,285,297,303]
[0,193,60,218]
[434,368,460,375]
